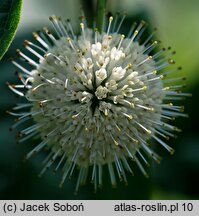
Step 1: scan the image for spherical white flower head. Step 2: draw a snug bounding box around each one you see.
[9,15,189,191]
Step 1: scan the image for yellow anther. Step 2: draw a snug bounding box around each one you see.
[80,23,84,28]
[49,15,56,21]
[174,127,182,132]
[134,139,139,144]
[180,106,185,112]
[143,86,148,90]
[127,63,132,69]
[149,107,155,112]
[128,115,133,120]
[114,140,119,146]
[85,127,89,132]
[72,115,77,119]
[168,59,175,64]
[147,129,152,134]
[162,87,170,91]
[141,20,146,25]
[32,32,38,39]
[109,16,113,22]
[170,149,175,155]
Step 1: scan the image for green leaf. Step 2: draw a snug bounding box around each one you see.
[0,0,22,60]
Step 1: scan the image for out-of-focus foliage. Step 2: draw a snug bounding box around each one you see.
[96,0,107,31]
[108,0,199,88]
[0,0,22,60]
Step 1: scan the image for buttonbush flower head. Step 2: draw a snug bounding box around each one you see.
[8,12,189,192]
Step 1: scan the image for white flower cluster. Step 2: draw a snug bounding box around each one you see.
[8,14,189,192]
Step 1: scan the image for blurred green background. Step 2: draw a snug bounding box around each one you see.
[0,0,198,199]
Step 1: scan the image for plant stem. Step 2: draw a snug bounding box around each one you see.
[96,0,107,32]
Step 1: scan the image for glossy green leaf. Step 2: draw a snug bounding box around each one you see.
[0,0,22,60]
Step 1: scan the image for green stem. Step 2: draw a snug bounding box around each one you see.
[96,0,107,32]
